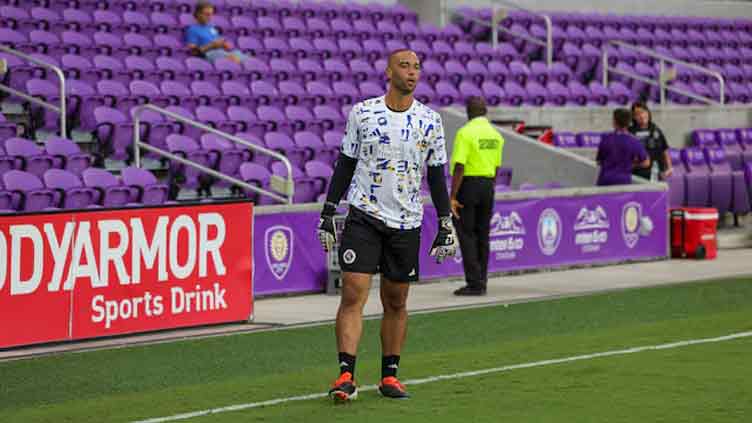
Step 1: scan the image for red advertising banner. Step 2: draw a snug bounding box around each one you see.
[0,201,253,349]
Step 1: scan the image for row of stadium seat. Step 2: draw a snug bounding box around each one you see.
[0,167,168,212]
[0,0,419,23]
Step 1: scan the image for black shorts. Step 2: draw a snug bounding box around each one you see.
[339,207,421,282]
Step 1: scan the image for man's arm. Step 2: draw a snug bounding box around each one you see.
[426,114,457,263]
[450,163,464,218]
[427,164,451,218]
[318,107,361,252]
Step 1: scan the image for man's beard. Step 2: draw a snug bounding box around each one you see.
[394,80,415,95]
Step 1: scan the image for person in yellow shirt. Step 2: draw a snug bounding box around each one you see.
[450,96,505,296]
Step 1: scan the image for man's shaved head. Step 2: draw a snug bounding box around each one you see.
[388,49,418,67]
[385,49,420,97]
[466,96,487,120]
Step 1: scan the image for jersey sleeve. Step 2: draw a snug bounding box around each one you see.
[340,106,361,159]
[426,113,448,166]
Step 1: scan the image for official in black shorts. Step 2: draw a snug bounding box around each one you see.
[450,97,505,296]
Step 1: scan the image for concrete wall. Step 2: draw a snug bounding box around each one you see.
[477,105,752,148]
[440,108,602,188]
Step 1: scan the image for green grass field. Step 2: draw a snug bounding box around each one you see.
[2,277,751,423]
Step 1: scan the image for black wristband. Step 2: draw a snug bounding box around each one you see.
[321,201,337,217]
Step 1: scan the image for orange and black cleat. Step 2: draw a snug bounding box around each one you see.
[329,372,358,402]
[378,376,410,399]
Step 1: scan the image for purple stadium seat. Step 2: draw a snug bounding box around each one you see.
[665,148,687,207]
[265,131,305,167]
[185,57,222,86]
[270,58,298,83]
[681,148,712,207]
[251,80,282,107]
[97,80,140,112]
[243,57,271,82]
[279,80,307,105]
[0,115,17,141]
[715,129,748,170]
[257,105,292,134]
[226,106,263,138]
[692,129,719,148]
[285,105,315,133]
[93,106,140,162]
[480,81,505,106]
[304,160,333,198]
[435,81,460,106]
[200,133,245,186]
[3,170,57,211]
[45,136,93,175]
[155,57,192,85]
[5,138,55,178]
[165,135,212,191]
[239,162,275,205]
[503,81,526,106]
[43,169,98,209]
[82,168,134,207]
[220,81,255,109]
[191,81,231,109]
[295,131,326,162]
[130,80,170,108]
[313,105,345,133]
[704,147,747,215]
[332,81,360,106]
[159,81,201,112]
[26,78,65,133]
[196,106,239,134]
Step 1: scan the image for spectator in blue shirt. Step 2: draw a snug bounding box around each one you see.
[596,108,650,186]
[184,2,248,63]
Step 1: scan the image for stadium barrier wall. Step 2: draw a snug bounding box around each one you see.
[479,105,752,149]
[0,201,254,349]
[253,184,668,296]
[440,108,603,188]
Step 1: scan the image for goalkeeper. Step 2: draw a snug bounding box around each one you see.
[318,49,457,402]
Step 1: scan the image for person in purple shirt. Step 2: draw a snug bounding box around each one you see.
[596,108,650,186]
[184,2,248,63]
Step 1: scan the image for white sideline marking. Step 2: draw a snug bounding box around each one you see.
[132,331,752,423]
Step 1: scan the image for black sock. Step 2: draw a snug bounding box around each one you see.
[338,352,356,377]
[382,355,400,379]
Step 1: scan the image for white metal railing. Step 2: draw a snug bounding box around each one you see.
[602,40,725,106]
[0,44,66,135]
[132,104,295,205]
[453,0,553,68]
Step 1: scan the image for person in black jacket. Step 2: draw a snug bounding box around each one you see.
[629,102,673,181]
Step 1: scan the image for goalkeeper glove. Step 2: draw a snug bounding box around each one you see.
[318,202,337,252]
[430,216,457,263]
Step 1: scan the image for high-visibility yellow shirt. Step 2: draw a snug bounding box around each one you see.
[450,117,505,177]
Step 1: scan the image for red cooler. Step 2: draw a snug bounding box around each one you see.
[670,207,719,259]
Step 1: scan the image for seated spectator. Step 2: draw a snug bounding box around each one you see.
[596,108,649,186]
[184,2,247,64]
[629,101,673,181]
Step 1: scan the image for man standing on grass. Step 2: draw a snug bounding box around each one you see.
[317,49,457,401]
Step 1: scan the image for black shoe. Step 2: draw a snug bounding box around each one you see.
[378,376,410,399]
[453,286,487,296]
[329,372,358,402]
